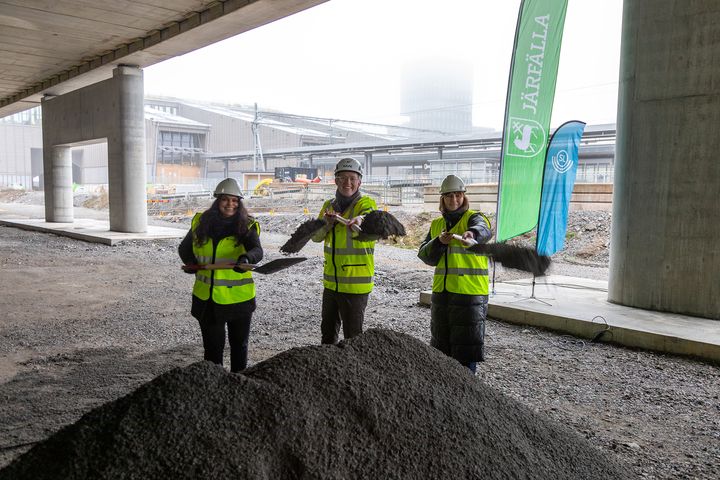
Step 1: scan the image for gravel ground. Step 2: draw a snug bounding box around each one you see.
[0,191,718,478]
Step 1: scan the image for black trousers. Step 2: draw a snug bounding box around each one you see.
[197,302,253,372]
[321,288,369,345]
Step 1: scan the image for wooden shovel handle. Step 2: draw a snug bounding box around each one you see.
[181,263,255,272]
[450,233,478,247]
[327,213,363,232]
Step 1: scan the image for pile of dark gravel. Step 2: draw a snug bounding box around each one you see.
[0,329,626,480]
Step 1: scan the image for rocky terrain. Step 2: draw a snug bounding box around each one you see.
[0,189,717,479]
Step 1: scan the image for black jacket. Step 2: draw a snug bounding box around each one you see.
[418,210,492,363]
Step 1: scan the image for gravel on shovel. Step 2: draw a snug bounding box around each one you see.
[354,210,407,241]
[280,218,326,254]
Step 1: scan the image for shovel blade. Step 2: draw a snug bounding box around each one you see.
[467,243,551,276]
[280,218,327,254]
[181,257,307,274]
[251,257,307,274]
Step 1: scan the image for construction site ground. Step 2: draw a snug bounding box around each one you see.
[0,189,718,479]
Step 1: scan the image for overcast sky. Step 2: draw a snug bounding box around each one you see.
[143,0,623,131]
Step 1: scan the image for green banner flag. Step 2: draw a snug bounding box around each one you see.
[496,0,569,242]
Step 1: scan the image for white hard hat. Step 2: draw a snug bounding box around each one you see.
[334,157,363,176]
[439,175,466,194]
[213,178,243,198]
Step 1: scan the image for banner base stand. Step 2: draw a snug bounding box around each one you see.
[506,276,554,306]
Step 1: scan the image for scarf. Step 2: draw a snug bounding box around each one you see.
[443,204,469,231]
[331,189,361,214]
[209,212,239,243]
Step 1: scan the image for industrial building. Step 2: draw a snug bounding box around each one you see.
[1,99,616,194]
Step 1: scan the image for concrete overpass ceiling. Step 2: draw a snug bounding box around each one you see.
[0,0,327,117]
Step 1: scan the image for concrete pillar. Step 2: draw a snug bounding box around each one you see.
[364,152,373,177]
[107,66,147,233]
[40,65,147,233]
[609,1,720,319]
[46,146,73,222]
[41,94,73,224]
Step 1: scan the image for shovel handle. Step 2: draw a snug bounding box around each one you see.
[451,233,478,247]
[181,263,256,272]
[327,213,363,233]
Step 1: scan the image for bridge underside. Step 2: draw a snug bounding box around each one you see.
[0,0,327,118]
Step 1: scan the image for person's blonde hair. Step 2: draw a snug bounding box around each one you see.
[439,192,469,213]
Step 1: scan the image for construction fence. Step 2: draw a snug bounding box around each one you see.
[422,183,614,213]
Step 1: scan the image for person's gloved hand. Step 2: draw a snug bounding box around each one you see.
[233,256,250,273]
[438,231,453,245]
[324,209,339,226]
[182,265,199,274]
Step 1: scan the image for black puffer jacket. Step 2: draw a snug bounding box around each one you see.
[418,209,492,363]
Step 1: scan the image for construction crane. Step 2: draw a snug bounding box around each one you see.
[252,103,266,172]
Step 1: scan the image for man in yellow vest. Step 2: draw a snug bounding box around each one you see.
[312,158,377,344]
[417,174,492,373]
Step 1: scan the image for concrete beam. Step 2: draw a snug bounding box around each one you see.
[0,1,328,118]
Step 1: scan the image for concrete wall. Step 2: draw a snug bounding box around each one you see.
[609,1,720,319]
[41,66,146,232]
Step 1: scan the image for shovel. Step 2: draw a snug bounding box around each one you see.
[181,257,307,275]
[280,218,327,254]
[448,233,550,276]
[450,233,479,247]
[329,213,363,232]
[329,211,406,241]
[280,211,407,254]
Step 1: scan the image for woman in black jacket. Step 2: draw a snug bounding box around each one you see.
[417,175,492,373]
[178,178,263,372]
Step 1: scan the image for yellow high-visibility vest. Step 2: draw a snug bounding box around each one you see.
[319,196,377,294]
[430,209,490,295]
[191,213,259,304]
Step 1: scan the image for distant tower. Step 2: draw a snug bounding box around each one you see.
[401,58,474,134]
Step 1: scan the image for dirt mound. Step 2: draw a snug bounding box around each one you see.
[0,329,625,480]
[0,188,31,203]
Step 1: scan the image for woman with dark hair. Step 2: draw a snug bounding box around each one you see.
[178,178,263,372]
[417,174,492,373]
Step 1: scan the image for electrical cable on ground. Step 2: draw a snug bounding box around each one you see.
[590,315,612,343]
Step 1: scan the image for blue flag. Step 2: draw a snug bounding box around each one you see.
[536,120,586,256]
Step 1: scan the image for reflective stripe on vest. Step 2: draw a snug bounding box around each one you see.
[430,209,490,295]
[190,213,258,304]
[320,195,377,294]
